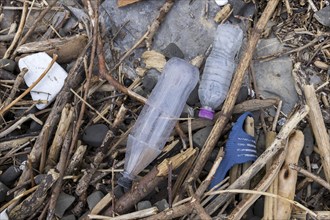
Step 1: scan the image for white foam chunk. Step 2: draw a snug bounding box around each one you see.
[215,0,228,6]
[18,52,68,109]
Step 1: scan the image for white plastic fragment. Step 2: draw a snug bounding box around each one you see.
[215,0,228,6]
[0,209,9,220]
[18,52,68,109]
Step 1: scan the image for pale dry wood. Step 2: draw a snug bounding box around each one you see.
[66,145,87,175]
[0,135,36,153]
[292,211,330,220]
[91,193,112,215]
[228,140,287,220]
[233,98,278,114]
[16,35,88,63]
[141,50,166,72]
[44,104,74,171]
[117,0,142,7]
[186,0,281,185]
[205,105,309,215]
[3,1,28,59]
[276,130,304,220]
[214,4,232,23]
[303,85,330,183]
[90,207,158,219]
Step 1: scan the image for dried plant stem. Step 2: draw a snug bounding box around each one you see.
[206,189,317,218]
[290,164,330,191]
[3,1,28,59]
[0,54,58,116]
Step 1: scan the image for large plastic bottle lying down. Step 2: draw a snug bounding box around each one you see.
[198,24,244,120]
[119,57,199,188]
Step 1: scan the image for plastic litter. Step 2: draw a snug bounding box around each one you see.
[18,52,68,110]
[118,57,199,189]
[209,112,257,189]
[198,24,243,120]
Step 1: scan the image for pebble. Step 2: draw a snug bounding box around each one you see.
[124,77,133,87]
[61,214,76,220]
[0,181,9,203]
[29,120,43,132]
[87,191,104,210]
[303,125,314,156]
[142,69,160,93]
[254,38,297,114]
[0,59,16,72]
[0,166,22,186]
[82,124,109,147]
[236,85,249,104]
[154,199,169,211]
[162,43,184,59]
[314,6,330,27]
[187,83,200,106]
[137,201,152,211]
[113,185,124,198]
[54,192,75,218]
[193,126,213,148]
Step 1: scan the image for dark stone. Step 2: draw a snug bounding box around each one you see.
[142,69,160,93]
[55,192,75,218]
[137,201,152,211]
[82,124,109,147]
[162,43,184,59]
[193,126,213,148]
[187,83,200,106]
[0,166,22,186]
[0,59,16,72]
[124,77,133,87]
[133,86,148,98]
[253,197,264,218]
[236,85,249,104]
[113,185,124,198]
[154,199,169,211]
[303,125,314,156]
[29,120,43,132]
[87,191,105,210]
[314,6,330,27]
[0,181,9,203]
[34,174,48,185]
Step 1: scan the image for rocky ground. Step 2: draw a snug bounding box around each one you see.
[0,0,330,219]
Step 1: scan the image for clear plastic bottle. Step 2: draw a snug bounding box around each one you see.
[198,24,244,120]
[119,57,199,188]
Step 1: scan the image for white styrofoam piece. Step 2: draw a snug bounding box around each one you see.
[215,0,228,6]
[18,52,68,109]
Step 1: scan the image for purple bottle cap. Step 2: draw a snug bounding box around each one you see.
[199,107,214,120]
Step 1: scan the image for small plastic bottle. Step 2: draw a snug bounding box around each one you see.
[198,24,244,120]
[118,57,199,188]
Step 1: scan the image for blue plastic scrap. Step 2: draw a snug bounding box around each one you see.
[209,112,257,189]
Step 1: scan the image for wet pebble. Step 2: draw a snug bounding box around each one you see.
[314,6,330,27]
[0,59,16,72]
[87,191,104,210]
[142,69,160,93]
[137,201,152,211]
[154,199,169,211]
[193,126,213,148]
[0,166,22,186]
[82,124,109,147]
[55,192,75,218]
[162,43,184,59]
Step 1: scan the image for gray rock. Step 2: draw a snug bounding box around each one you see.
[29,120,43,132]
[193,126,213,148]
[142,69,160,93]
[314,6,330,27]
[82,124,109,147]
[137,200,152,211]
[187,83,200,106]
[54,192,75,218]
[253,38,297,114]
[0,181,9,203]
[101,0,219,59]
[154,199,169,211]
[87,191,104,210]
[162,43,184,59]
[0,59,16,72]
[0,166,22,186]
[303,125,314,156]
[236,85,249,104]
[62,215,76,220]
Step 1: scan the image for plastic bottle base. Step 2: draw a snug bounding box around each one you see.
[199,107,215,120]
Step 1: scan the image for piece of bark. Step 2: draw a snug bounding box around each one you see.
[303,85,330,183]
[233,99,278,114]
[66,144,87,175]
[103,148,196,215]
[8,169,59,220]
[117,0,142,7]
[16,35,88,63]
[185,0,281,186]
